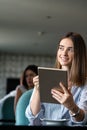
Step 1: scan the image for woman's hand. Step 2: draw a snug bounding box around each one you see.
[33,75,39,89]
[51,82,75,110]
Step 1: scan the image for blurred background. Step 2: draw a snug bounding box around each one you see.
[0,0,87,98]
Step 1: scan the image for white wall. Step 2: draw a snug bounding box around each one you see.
[0,52,55,99]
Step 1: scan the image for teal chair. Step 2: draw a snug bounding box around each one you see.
[15,89,33,126]
[0,96,15,125]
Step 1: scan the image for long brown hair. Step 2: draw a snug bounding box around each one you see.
[55,32,87,86]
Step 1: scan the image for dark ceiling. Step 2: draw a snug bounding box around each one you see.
[0,0,87,56]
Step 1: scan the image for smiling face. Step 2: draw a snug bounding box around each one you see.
[57,38,74,70]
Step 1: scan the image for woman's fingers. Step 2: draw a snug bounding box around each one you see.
[33,75,39,83]
[33,75,39,88]
[59,82,69,95]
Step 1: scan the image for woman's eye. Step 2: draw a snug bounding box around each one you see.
[67,48,74,52]
[59,46,64,50]
[58,45,74,52]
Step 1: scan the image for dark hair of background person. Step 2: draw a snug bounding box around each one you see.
[22,64,38,89]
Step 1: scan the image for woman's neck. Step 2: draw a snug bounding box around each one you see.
[61,66,69,71]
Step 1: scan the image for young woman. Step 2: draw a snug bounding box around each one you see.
[25,32,87,126]
[14,64,38,113]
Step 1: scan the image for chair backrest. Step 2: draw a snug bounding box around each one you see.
[0,96,15,125]
[15,89,33,126]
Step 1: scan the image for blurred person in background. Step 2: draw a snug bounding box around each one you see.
[14,64,38,114]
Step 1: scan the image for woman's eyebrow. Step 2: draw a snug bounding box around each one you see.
[59,45,73,48]
[59,45,64,47]
[59,44,63,46]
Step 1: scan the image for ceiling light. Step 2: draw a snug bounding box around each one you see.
[37,31,45,36]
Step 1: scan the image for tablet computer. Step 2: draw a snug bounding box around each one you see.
[38,67,68,104]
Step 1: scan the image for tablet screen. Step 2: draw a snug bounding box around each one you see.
[38,67,68,104]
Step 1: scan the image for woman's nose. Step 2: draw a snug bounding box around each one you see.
[62,49,68,55]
